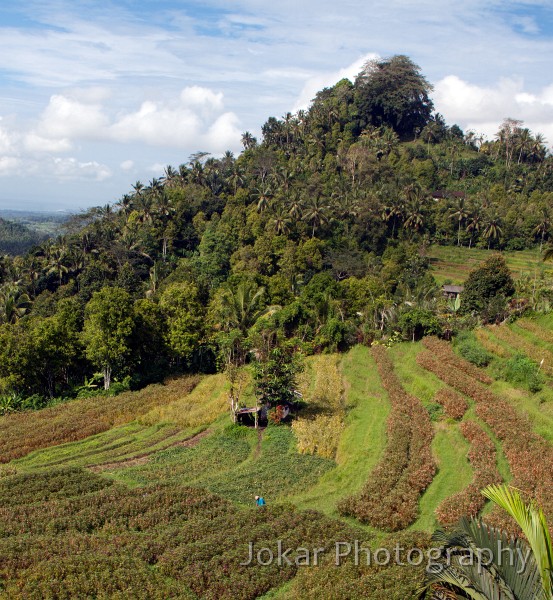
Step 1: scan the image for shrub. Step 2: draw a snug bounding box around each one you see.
[434,388,468,420]
[416,349,553,533]
[0,375,200,463]
[454,332,493,367]
[498,353,544,392]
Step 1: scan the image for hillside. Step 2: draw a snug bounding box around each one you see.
[0,218,47,255]
[0,53,553,598]
[1,317,552,597]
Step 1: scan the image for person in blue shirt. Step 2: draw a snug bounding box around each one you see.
[255,495,266,507]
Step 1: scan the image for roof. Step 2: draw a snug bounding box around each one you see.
[431,190,467,199]
[442,285,464,293]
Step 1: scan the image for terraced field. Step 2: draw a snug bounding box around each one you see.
[1,319,552,598]
[428,245,552,284]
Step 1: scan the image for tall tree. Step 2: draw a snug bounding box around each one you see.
[354,55,434,139]
[81,287,135,390]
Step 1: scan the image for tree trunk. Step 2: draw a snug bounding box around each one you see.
[103,365,112,390]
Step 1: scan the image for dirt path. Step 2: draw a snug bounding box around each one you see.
[254,427,266,459]
[88,429,211,473]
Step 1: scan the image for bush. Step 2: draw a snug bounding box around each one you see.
[455,332,493,367]
[498,353,544,392]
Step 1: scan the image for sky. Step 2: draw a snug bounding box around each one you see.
[0,1,553,211]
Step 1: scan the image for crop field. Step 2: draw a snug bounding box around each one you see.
[427,245,553,284]
[1,322,552,598]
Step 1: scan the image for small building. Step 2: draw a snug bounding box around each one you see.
[442,284,464,299]
[431,190,467,201]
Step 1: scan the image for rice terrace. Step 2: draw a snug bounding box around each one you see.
[1,4,553,597]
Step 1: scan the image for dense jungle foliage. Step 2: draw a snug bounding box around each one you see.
[1,54,553,407]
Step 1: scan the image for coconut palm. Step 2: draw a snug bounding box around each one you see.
[534,208,550,253]
[0,284,32,324]
[426,485,552,599]
[483,213,503,249]
[450,198,469,246]
[219,282,269,334]
[302,197,330,237]
[270,206,292,236]
[465,203,483,249]
[483,484,553,599]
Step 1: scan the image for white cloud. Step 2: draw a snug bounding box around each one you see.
[36,94,109,139]
[51,157,112,181]
[108,86,242,150]
[434,75,553,144]
[293,53,378,111]
[0,156,20,176]
[24,133,72,153]
[120,159,134,171]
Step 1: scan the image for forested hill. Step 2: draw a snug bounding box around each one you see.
[0,54,552,405]
[0,218,46,256]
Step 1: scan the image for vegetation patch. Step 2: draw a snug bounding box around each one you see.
[292,355,345,459]
[434,388,468,420]
[338,345,435,531]
[417,347,553,532]
[435,420,502,526]
[0,375,200,463]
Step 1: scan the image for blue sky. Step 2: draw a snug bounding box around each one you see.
[0,0,552,210]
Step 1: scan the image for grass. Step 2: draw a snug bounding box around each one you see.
[289,346,389,521]
[410,424,473,532]
[109,418,335,505]
[388,341,444,405]
[428,245,552,284]
[386,342,476,532]
[12,422,203,472]
[140,372,230,427]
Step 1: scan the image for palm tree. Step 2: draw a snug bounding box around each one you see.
[302,197,330,237]
[287,193,304,220]
[47,243,69,286]
[0,284,32,324]
[255,185,273,213]
[403,191,427,239]
[534,208,550,253]
[426,485,552,599]
[483,213,503,249]
[450,198,469,246]
[270,207,292,236]
[220,282,269,334]
[466,204,483,249]
[241,131,257,151]
[483,485,553,598]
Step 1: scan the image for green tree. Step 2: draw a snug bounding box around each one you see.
[253,342,303,409]
[461,254,515,320]
[354,55,434,139]
[81,287,135,390]
[158,282,204,363]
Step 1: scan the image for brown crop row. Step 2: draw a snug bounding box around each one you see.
[338,345,436,531]
[0,375,200,463]
[518,319,553,345]
[435,421,502,526]
[475,328,511,358]
[422,336,493,384]
[416,350,553,531]
[434,388,468,420]
[0,471,371,599]
[487,325,553,376]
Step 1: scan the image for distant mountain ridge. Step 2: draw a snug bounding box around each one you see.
[0,217,47,255]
